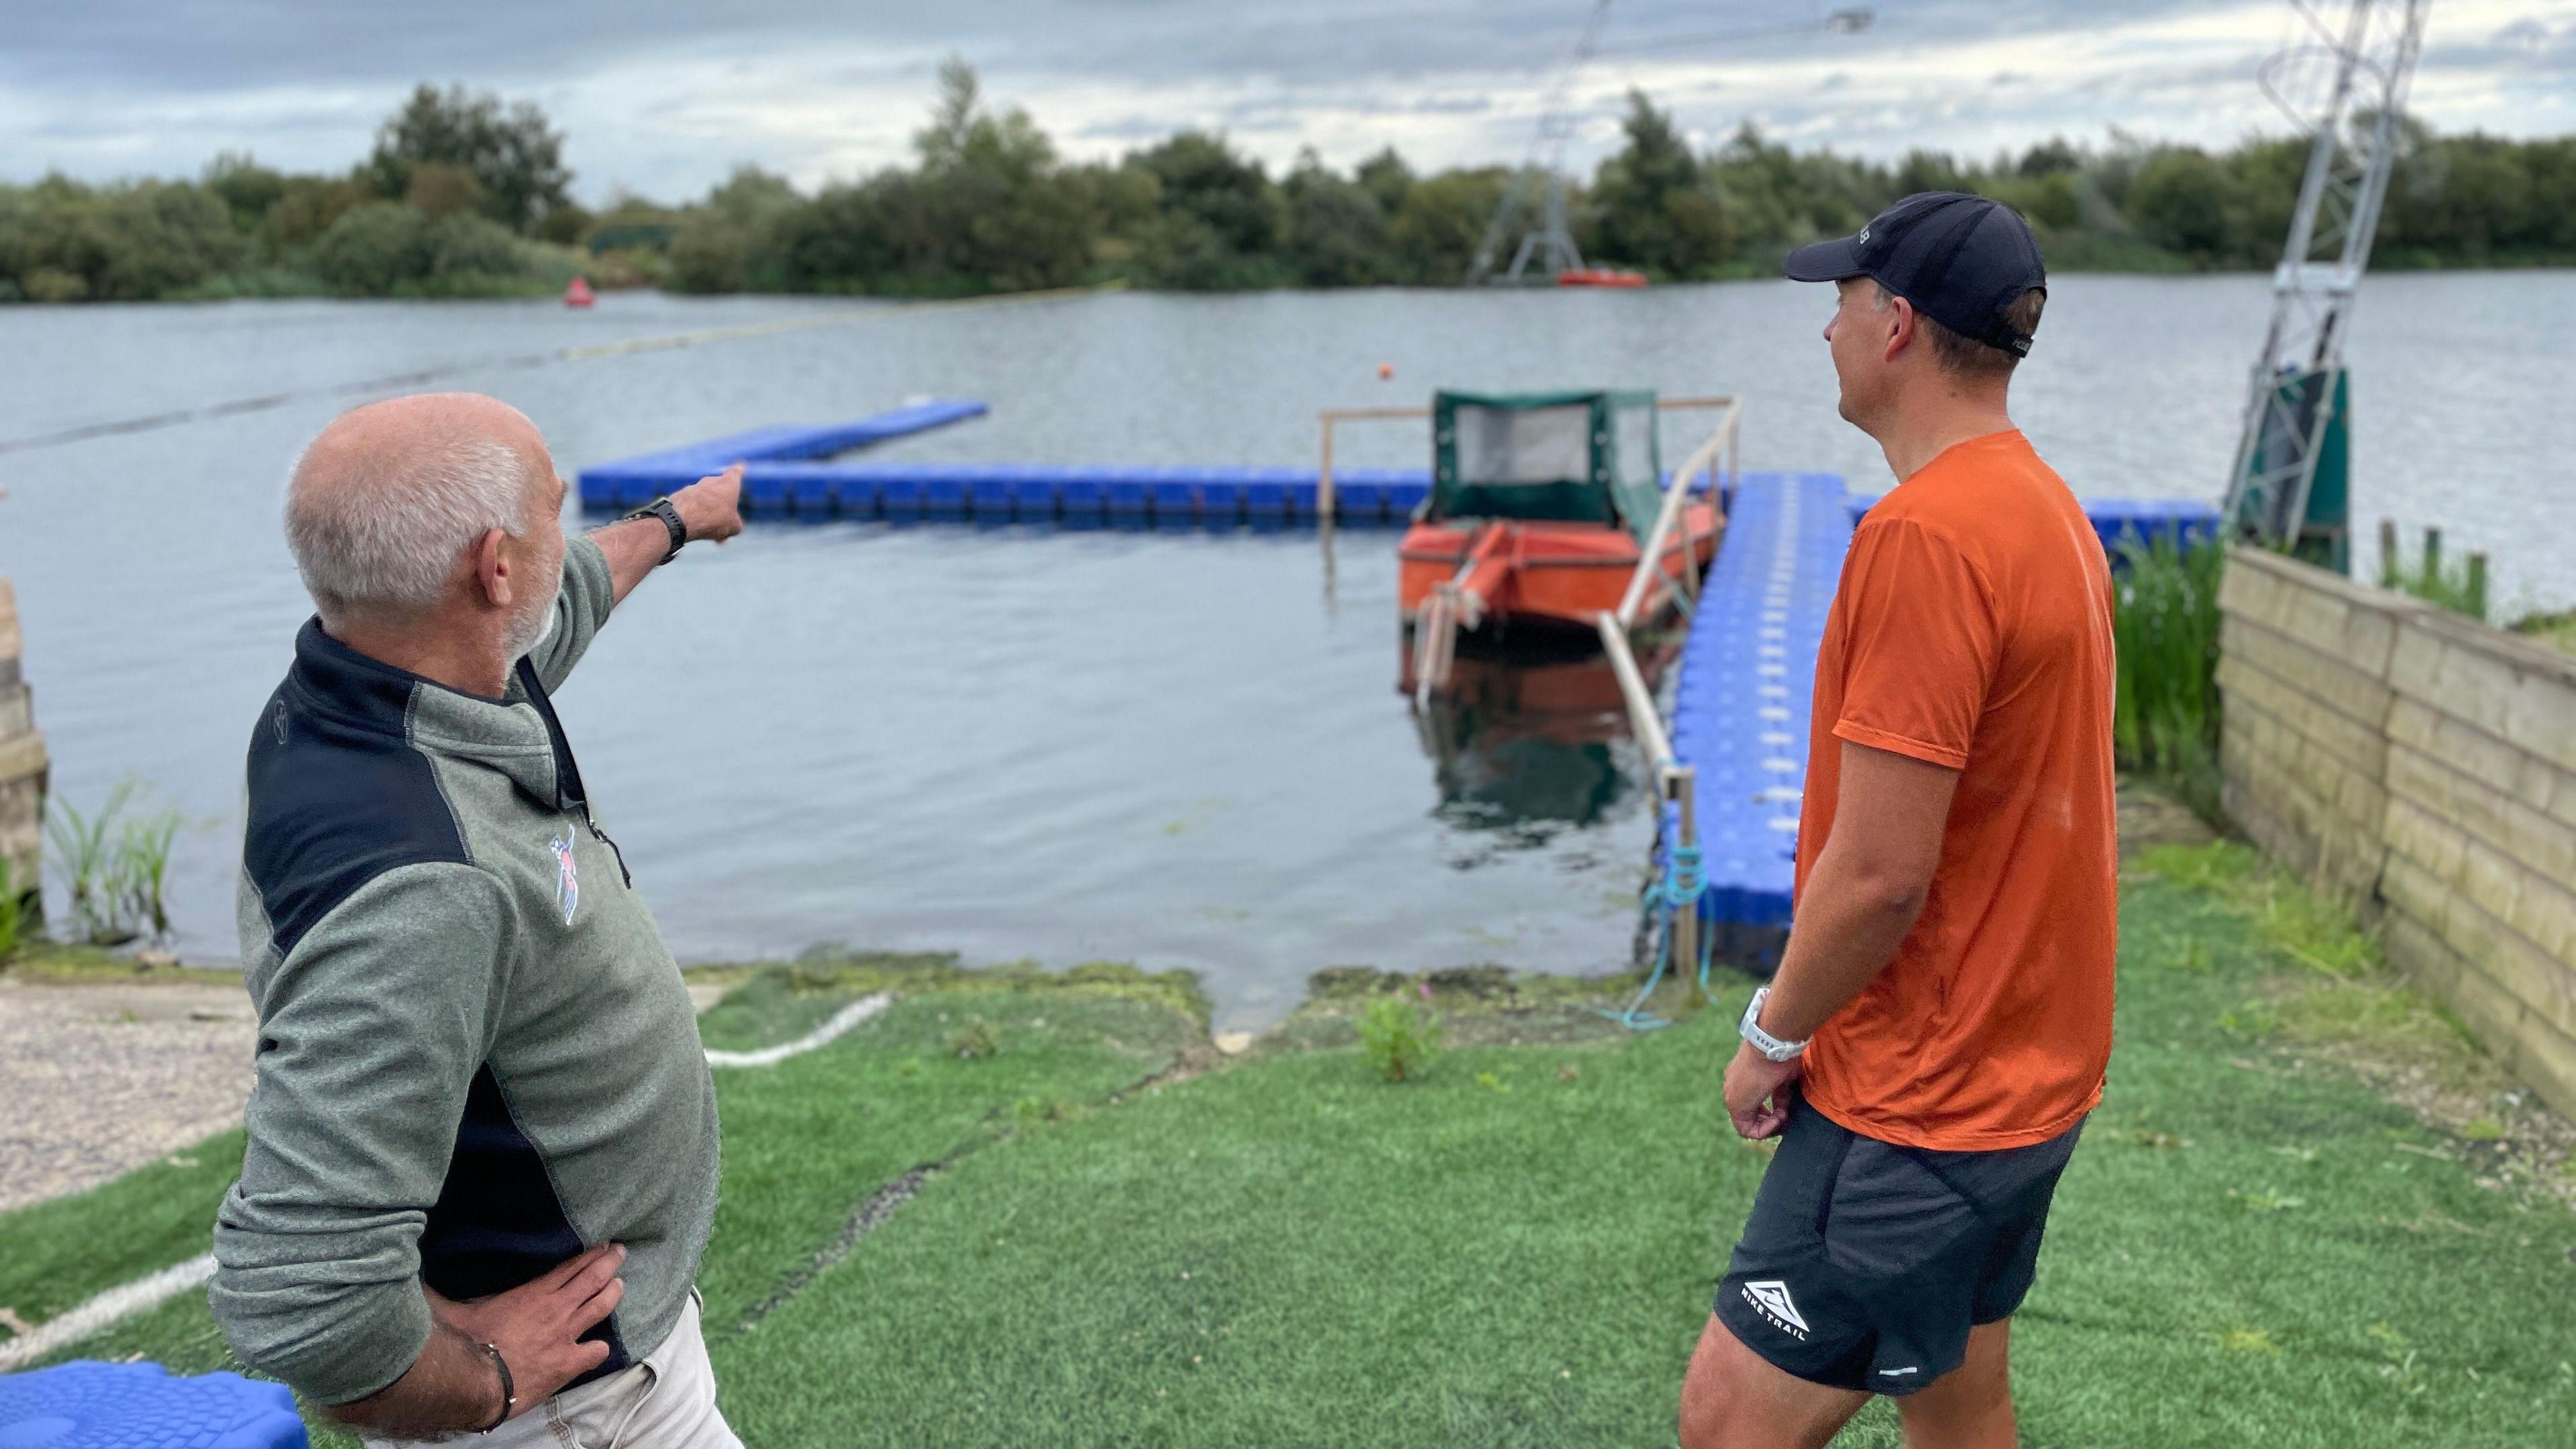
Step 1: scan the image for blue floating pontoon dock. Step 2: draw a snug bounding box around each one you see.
[1670,473,1853,938]
[1672,479,2220,955]
[576,402,1433,524]
[582,407,2215,955]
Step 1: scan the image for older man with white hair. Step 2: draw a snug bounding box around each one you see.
[212,392,745,1446]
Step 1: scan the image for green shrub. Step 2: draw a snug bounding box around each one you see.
[21,266,87,303]
[309,201,432,294]
[0,855,21,963]
[1358,991,1442,1083]
[949,1018,1001,1060]
[2112,533,2226,823]
[424,212,525,278]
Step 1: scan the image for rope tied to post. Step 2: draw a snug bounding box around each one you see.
[1602,800,1715,1031]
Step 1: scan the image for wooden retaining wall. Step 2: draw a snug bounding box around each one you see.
[2218,546,2576,1118]
[0,579,47,900]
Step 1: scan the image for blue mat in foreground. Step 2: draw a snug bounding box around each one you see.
[0,1360,305,1448]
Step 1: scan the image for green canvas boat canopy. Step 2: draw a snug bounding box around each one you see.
[1429,389,1664,541]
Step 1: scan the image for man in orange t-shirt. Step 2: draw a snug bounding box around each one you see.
[1677,193,2116,1449]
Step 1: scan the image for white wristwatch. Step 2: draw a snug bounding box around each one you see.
[1738,987,1809,1062]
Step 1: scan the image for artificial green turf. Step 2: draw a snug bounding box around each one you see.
[706,859,2576,1448]
[0,1128,241,1327]
[5,983,1199,1449]
[695,987,1198,1328]
[11,860,2576,1447]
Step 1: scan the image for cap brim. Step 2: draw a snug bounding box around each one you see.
[1782,235,1864,283]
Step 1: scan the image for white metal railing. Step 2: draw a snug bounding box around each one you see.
[1592,398,1745,983]
[1615,396,1741,627]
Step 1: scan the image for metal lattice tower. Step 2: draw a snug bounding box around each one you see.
[1466,0,1615,286]
[1463,4,1874,286]
[2220,0,2430,560]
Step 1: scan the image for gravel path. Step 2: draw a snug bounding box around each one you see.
[0,975,257,1213]
[1,975,735,1216]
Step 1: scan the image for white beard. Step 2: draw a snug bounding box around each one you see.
[502,576,561,662]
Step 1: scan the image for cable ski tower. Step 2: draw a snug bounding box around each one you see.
[2220,0,2430,570]
[1466,0,1615,286]
[1464,3,1874,286]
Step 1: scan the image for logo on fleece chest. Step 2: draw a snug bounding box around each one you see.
[547,833,580,924]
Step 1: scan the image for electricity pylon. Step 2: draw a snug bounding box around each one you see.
[1464,5,1874,286]
[2220,0,2430,569]
[1465,0,1615,286]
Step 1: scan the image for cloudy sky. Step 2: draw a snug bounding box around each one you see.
[4,0,2570,205]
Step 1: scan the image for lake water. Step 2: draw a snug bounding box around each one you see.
[3,273,2567,1026]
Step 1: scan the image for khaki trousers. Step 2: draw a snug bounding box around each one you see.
[366,1293,741,1449]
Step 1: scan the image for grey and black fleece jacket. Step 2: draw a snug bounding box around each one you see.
[212,536,720,1407]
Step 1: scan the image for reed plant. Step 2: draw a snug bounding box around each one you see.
[2111,531,2226,824]
[44,782,183,947]
[0,856,21,963]
[117,807,182,942]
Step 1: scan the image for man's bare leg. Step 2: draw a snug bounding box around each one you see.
[1678,1313,1868,1449]
[1894,1318,2016,1449]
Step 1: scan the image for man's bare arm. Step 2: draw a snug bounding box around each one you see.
[1758,741,1960,1040]
[591,464,746,606]
[329,1244,627,1437]
[1723,740,1958,1137]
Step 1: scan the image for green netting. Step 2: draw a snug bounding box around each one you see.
[1430,390,1662,539]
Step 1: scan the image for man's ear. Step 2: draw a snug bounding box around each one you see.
[471,527,514,610]
[1882,294,1917,364]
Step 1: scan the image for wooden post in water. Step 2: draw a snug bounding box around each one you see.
[1316,415,1337,528]
[2467,553,2489,620]
[1669,765,1699,981]
[2378,518,2398,586]
[2423,527,2443,582]
[0,579,49,908]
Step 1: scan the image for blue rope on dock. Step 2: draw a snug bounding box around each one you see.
[1602,805,1716,1031]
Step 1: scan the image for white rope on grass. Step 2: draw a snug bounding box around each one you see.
[0,1253,216,1373]
[702,992,890,1069]
[0,991,894,1374]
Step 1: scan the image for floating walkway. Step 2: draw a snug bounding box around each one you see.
[576,402,1432,525]
[1670,473,1852,936]
[1673,480,2219,949]
[580,407,2213,948]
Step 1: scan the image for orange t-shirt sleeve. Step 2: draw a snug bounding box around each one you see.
[1829,517,2000,771]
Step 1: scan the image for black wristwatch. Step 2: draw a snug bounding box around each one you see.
[622,497,687,565]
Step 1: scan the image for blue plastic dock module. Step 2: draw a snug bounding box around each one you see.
[577,399,987,508]
[581,411,1434,529]
[1668,472,1856,931]
[0,1360,308,1448]
[1847,492,2221,555]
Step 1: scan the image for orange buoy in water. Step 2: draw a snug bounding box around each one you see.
[564,276,596,307]
[1377,362,1394,380]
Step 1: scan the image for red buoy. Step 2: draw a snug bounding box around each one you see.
[564,276,596,308]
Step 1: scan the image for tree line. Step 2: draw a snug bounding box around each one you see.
[4,62,2571,304]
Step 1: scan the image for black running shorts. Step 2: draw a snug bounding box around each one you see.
[1714,1102,2085,1396]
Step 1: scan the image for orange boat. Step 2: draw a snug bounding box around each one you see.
[1399,390,1721,696]
[1558,267,1648,288]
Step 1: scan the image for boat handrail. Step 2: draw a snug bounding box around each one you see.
[1317,394,1739,527]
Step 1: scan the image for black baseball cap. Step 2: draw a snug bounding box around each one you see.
[1784,192,2047,357]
